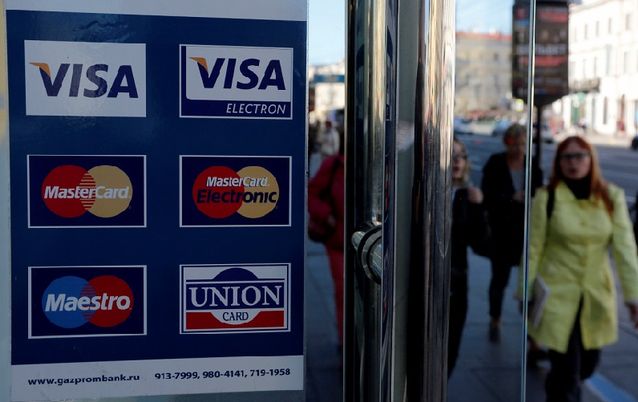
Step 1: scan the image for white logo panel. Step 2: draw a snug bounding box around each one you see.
[25,40,146,117]
[184,45,293,103]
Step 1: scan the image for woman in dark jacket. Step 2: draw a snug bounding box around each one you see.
[481,124,542,341]
[448,138,491,376]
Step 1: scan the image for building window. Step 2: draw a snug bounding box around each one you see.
[608,18,612,34]
[584,24,589,39]
[583,59,587,78]
[626,13,632,31]
[606,46,612,75]
[595,20,600,36]
[593,57,598,76]
[624,51,629,74]
[603,97,608,125]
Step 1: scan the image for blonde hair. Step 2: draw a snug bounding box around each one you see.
[453,138,471,185]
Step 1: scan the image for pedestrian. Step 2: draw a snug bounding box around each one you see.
[481,123,542,341]
[448,138,490,376]
[523,136,638,402]
[308,129,345,348]
[633,191,638,249]
[319,120,340,159]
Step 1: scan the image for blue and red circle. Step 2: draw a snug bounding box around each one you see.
[41,275,134,329]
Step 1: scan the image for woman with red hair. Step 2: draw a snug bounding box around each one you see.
[524,136,638,402]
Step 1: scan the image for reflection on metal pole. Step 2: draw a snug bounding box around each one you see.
[521,0,538,400]
[346,0,454,398]
[406,0,455,398]
[345,0,396,398]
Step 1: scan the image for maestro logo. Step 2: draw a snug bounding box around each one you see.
[28,155,146,228]
[41,165,133,219]
[29,266,146,339]
[24,40,146,117]
[181,264,290,334]
[180,44,293,119]
[42,275,134,329]
[181,156,291,227]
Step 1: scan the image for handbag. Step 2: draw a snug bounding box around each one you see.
[308,158,340,243]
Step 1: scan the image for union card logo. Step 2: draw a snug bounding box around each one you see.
[180,264,290,334]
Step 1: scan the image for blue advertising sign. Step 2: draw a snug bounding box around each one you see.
[6,1,306,400]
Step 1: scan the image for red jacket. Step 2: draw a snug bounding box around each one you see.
[308,155,345,250]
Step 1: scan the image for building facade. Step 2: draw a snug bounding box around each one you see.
[556,0,638,137]
[309,61,345,124]
[455,32,512,115]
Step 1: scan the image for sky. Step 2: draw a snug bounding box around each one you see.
[308,0,512,66]
[308,0,346,65]
[456,0,513,33]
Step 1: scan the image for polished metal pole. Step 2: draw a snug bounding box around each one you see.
[404,0,455,399]
[345,0,396,400]
[345,0,454,399]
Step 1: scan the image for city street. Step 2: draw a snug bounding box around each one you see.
[306,135,638,402]
[456,132,638,402]
[459,133,638,204]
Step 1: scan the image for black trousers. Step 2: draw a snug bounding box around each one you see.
[545,315,601,402]
[448,271,468,377]
[488,258,513,320]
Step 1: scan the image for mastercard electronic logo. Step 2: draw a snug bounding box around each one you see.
[181,156,290,227]
[192,165,280,219]
[41,165,133,219]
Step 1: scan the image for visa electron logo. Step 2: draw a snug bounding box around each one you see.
[29,62,138,98]
[24,40,146,117]
[192,166,279,219]
[181,45,293,118]
[190,56,285,91]
[41,165,133,218]
[182,264,289,333]
[42,275,134,329]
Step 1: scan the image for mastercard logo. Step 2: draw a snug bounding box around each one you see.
[41,165,133,218]
[192,166,279,219]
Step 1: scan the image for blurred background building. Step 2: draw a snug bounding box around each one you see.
[455,31,513,116]
[309,61,345,126]
[554,0,638,138]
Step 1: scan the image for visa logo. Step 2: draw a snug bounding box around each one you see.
[30,62,139,98]
[24,40,146,117]
[191,57,286,91]
[180,45,293,119]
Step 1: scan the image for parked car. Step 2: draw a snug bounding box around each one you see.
[491,119,512,137]
[631,135,638,150]
[453,117,473,136]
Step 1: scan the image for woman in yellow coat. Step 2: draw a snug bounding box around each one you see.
[524,136,638,402]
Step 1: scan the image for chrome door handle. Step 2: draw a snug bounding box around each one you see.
[352,226,382,283]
